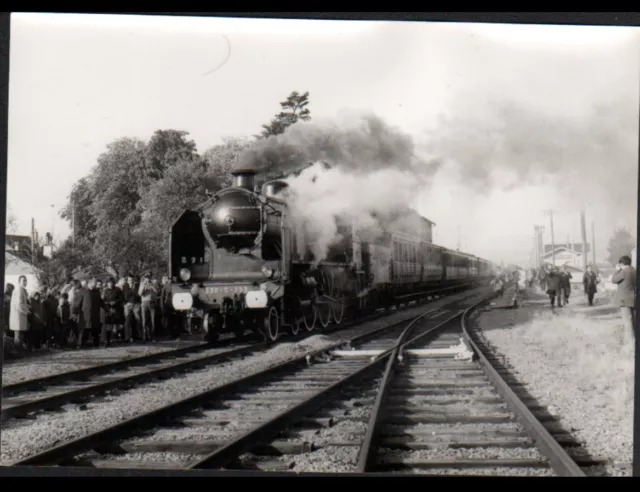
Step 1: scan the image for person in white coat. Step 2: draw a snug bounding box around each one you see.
[10,275,31,348]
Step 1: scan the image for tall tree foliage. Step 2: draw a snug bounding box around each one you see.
[202,136,253,185]
[59,177,98,240]
[606,227,636,265]
[144,130,199,183]
[260,91,311,138]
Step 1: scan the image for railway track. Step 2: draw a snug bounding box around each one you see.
[1,283,475,425]
[335,296,596,476]
[1,342,256,422]
[7,290,483,471]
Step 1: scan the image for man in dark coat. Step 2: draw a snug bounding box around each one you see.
[101,278,123,347]
[4,283,14,337]
[161,275,179,340]
[582,265,599,306]
[43,289,59,347]
[612,255,636,344]
[79,279,102,348]
[558,265,573,306]
[538,266,547,292]
[71,280,86,347]
[545,267,561,308]
[122,275,142,343]
[29,292,45,350]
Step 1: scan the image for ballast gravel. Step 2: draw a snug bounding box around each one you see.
[1,341,204,385]
[475,288,634,477]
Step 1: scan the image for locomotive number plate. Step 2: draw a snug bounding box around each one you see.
[204,286,249,295]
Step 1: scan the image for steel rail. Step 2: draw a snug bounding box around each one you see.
[460,297,587,477]
[1,342,260,422]
[187,353,392,469]
[2,342,214,396]
[187,303,463,470]
[354,308,473,472]
[10,305,446,467]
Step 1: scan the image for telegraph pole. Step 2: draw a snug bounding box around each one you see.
[533,227,538,268]
[545,210,555,266]
[580,209,588,269]
[591,221,596,265]
[51,204,55,246]
[31,218,35,266]
[71,196,75,248]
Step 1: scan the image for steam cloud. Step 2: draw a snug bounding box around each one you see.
[233,98,637,265]
[424,98,638,217]
[282,163,427,262]
[236,111,441,262]
[421,96,639,261]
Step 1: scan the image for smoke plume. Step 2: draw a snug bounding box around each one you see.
[237,111,441,262]
[420,96,638,262]
[237,110,440,177]
[425,97,637,210]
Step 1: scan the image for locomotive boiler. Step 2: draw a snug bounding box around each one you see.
[169,168,494,344]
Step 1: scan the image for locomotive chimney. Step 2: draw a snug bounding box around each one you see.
[262,180,289,198]
[231,169,256,191]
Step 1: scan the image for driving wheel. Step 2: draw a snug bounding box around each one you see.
[263,306,280,342]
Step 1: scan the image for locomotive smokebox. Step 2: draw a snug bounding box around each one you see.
[263,180,289,198]
[231,169,257,191]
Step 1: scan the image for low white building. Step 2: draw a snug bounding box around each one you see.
[4,252,42,295]
[541,244,590,269]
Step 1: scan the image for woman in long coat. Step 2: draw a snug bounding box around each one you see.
[10,275,30,347]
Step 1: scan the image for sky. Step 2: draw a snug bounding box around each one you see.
[6,13,640,266]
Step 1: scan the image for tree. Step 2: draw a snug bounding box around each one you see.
[59,131,200,279]
[137,158,214,245]
[259,91,311,138]
[59,178,98,241]
[144,130,199,184]
[33,237,102,291]
[606,227,636,265]
[202,136,253,187]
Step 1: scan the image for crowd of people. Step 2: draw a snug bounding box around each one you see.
[530,264,576,308]
[3,273,182,352]
[492,257,636,343]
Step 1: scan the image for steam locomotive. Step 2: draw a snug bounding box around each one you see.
[169,169,494,343]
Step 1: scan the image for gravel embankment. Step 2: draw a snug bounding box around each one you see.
[475,287,634,477]
[1,340,204,386]
[2,290,483,466]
